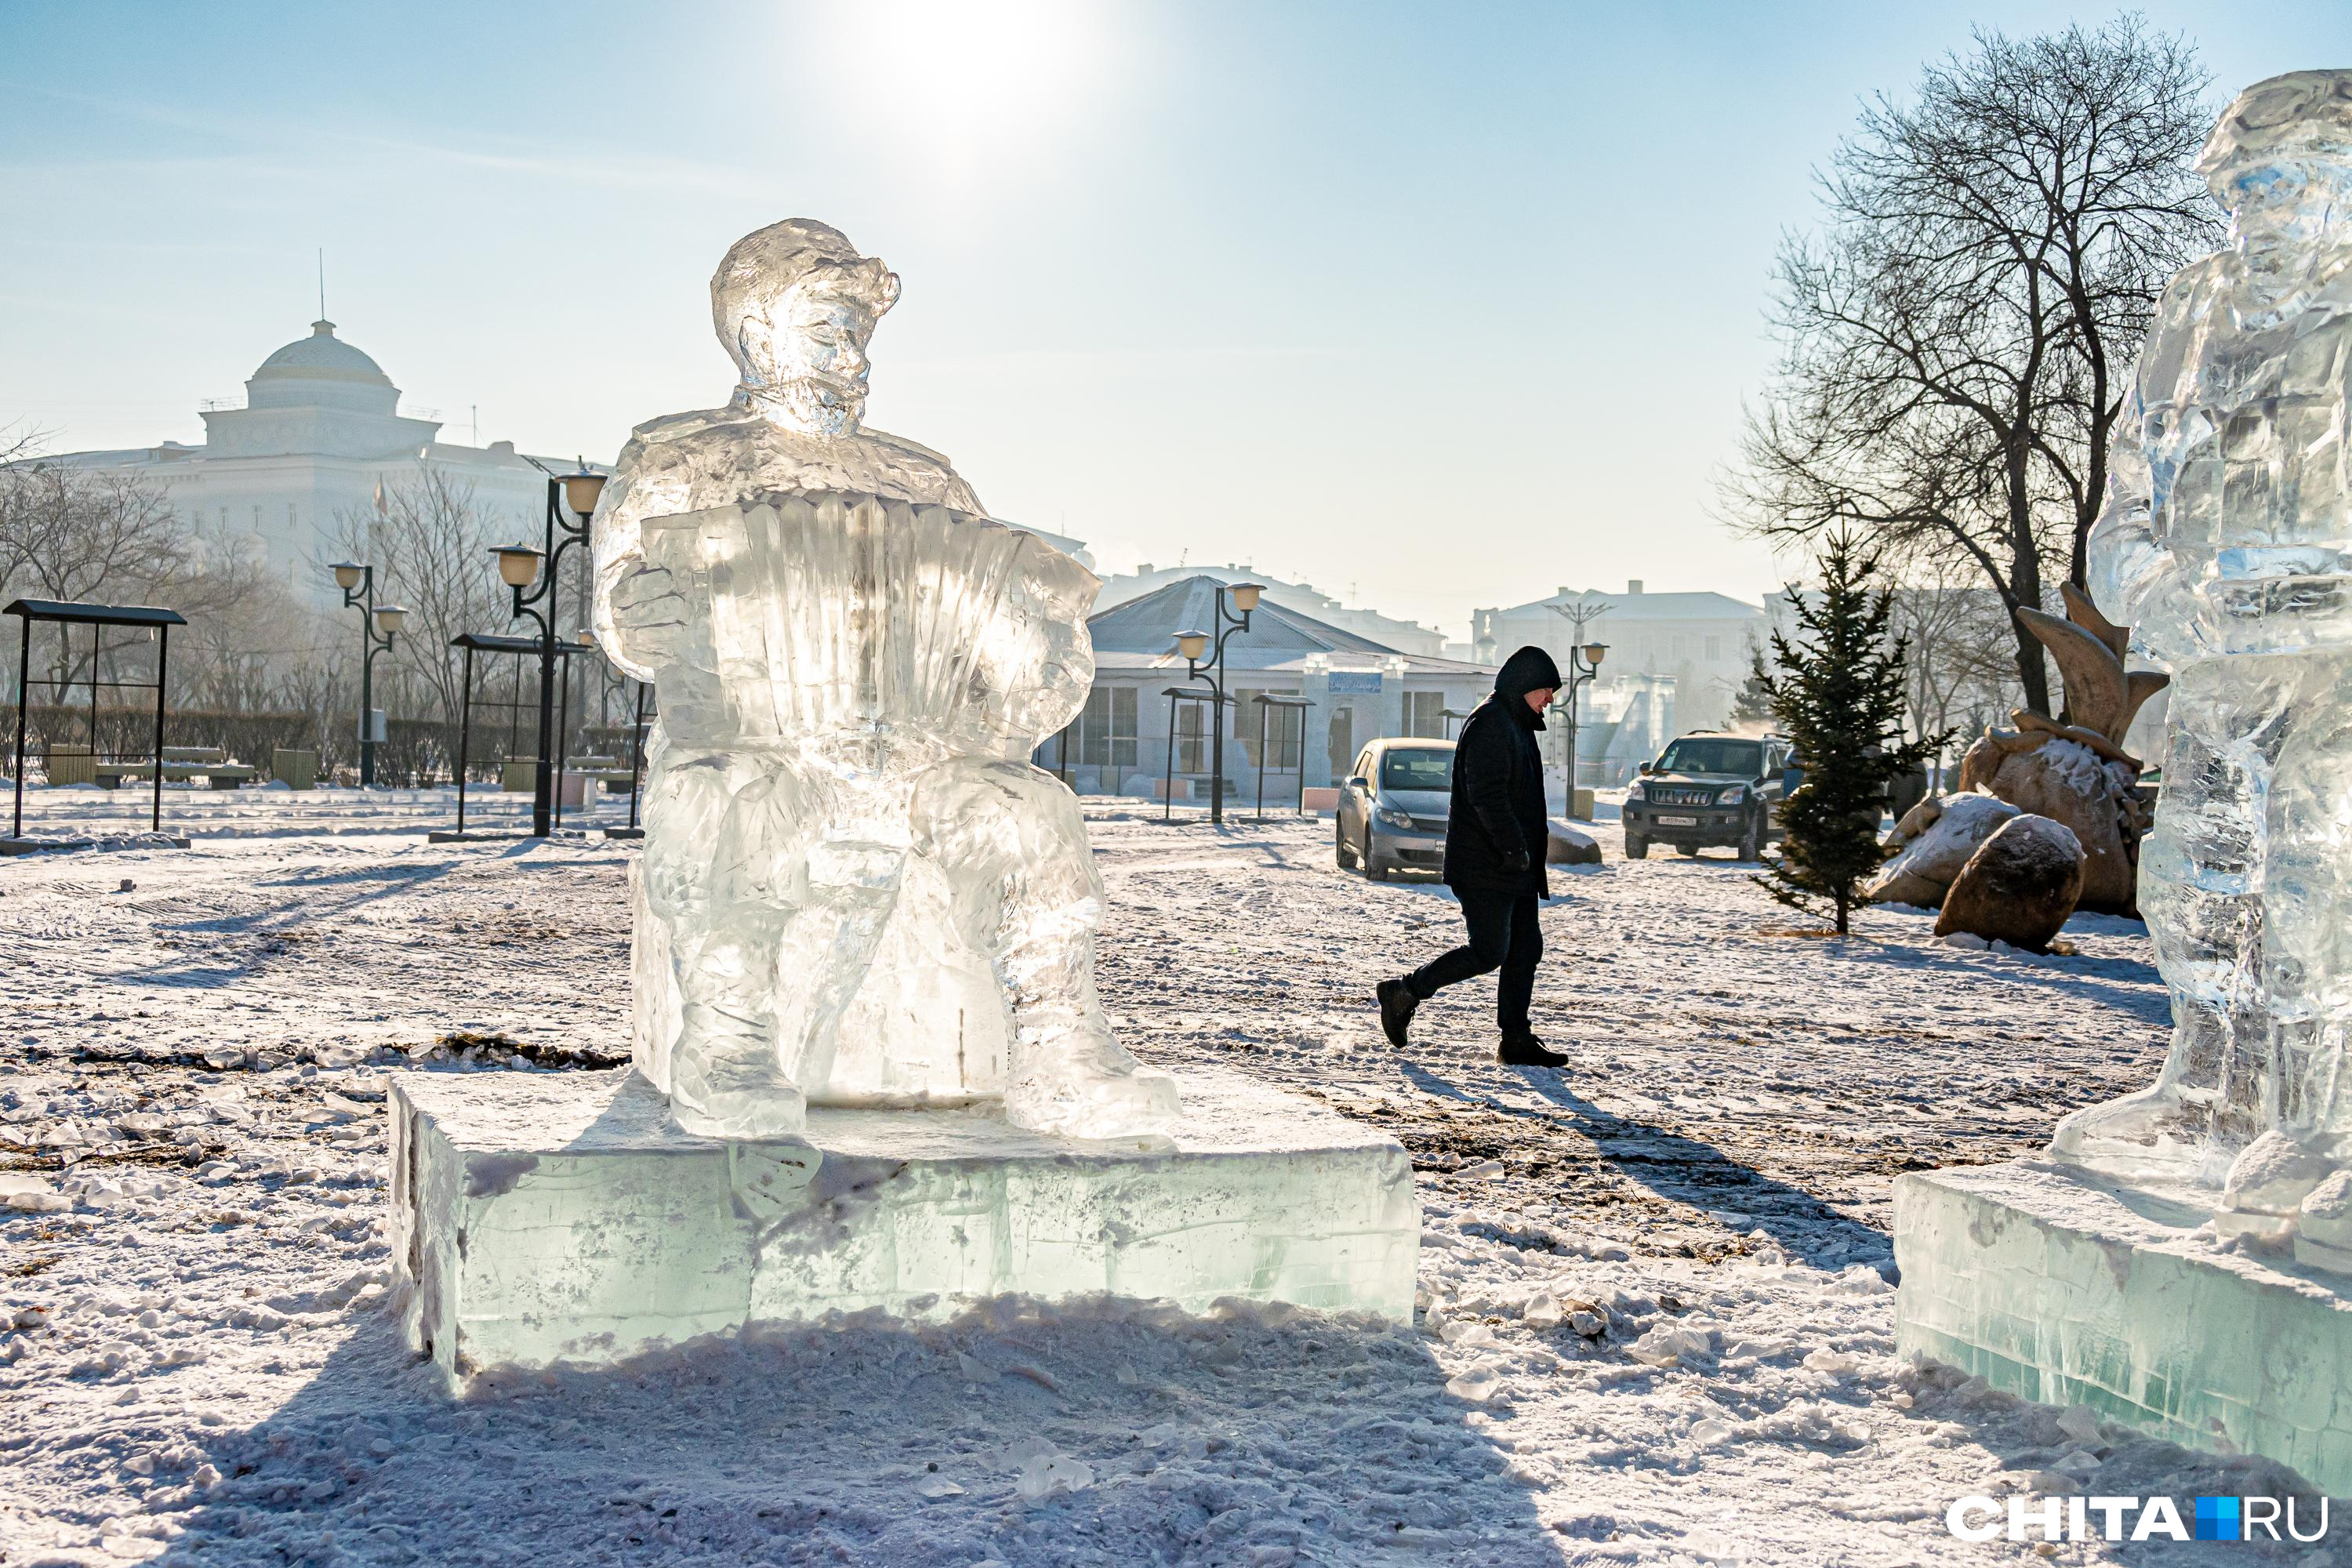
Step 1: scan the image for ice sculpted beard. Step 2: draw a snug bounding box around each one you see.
[735,285,884,437]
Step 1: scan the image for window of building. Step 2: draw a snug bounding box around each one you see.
[1671,634,1689,661]
[1704,635,1721,662]
[288,502,298,531]
[1403,689,1446,738]
[1232,688,1303,769]
[1174,699,1210,775]
[1073,684,1138,770]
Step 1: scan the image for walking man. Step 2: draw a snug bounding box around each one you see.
[1377,646,1570,1067]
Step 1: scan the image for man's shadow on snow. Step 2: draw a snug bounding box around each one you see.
[1397,1059,1886,1269]
[154,1297,1570,1565]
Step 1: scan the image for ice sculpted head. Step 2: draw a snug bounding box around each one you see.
[2196,71,2352,300]
[713,219,902,437]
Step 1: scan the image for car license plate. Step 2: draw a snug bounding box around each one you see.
[1657,815,1698,826]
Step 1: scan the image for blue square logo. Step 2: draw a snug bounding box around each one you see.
[2194,1496,2241,1542]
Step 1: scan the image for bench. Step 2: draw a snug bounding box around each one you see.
[95,747,260,789]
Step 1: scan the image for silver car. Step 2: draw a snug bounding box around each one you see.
[1336,738,1456,881]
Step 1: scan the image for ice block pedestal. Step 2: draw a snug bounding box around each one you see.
[390,1066,1417,1388]
[1895,1160,2352,1492]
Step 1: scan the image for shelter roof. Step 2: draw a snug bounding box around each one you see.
[5,600,187,628]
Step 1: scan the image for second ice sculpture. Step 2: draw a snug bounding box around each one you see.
[590,218,1178,1142]
[2051,72,2352,1254]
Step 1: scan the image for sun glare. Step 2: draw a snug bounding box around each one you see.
[804,0,1123,178]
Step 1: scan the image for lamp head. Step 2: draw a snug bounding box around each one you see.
[561,467,608,520]
[330,561,365,593]
[1175,630,1210,663]
[1583,642,1608,667]
[492,545,546,589]
[373,604,407,637]
[1229,582,1265,614]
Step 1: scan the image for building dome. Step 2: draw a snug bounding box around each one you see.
[244,320,401,415]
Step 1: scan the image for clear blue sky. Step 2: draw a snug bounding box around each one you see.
[3,2,2345,639]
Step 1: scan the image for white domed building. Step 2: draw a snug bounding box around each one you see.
[49,320,591,608]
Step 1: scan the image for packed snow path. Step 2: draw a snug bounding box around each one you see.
[0,804,2318,1566]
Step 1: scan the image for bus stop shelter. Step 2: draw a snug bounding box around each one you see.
[8,597,187,848]
[443,631,595,838]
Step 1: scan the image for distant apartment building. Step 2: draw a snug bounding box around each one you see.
[1473,579,1766,739]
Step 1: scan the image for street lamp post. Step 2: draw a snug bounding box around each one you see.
[490,466,607,837]
[328,562,408,787]
[1172,581,1263,826]
[1555,641,1609,816]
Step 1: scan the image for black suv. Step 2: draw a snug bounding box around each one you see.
[1621,732,1791,860]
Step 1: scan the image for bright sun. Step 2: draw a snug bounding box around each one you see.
[804,0,1123,176]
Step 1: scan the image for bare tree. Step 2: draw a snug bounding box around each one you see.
[1883,566,2022,784]
[328,462,518,769]
[1726,17,2217,715]
[0,452,190,615]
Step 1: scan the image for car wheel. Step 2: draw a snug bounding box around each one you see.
[1737,812,1762,862]
[1336,815,1358,869]
[1679,843,1700,858]
[1624,833,1648,860]
[1364,829,1388,880]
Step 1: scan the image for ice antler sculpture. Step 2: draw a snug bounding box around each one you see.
[590,218,1178,1142]
[2049,73,2352,1248]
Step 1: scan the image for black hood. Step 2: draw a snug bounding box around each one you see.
[1492,644,1562,730]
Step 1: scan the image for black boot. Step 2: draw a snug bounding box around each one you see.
[1497,1031,1567,1068]
[1376,978,1419,1049]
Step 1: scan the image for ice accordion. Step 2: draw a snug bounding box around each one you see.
[620,489,1176,1141]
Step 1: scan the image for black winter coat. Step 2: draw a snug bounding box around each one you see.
[1442,645,1561,898]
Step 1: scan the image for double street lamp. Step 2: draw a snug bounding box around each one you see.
[1555,641,1610,814]
[490,466,608,837]
[327,561,407,787]
[1171,581,1264,826]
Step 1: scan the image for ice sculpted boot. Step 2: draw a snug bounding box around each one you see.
[997,925,1178,1140]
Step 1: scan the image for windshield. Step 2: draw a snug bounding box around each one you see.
[1380,749,1454,791]
[1655,739,1764,778]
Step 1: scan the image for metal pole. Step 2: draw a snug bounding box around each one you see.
[1255,699,1269,820]
[151,622,169,833]
[1163,691,1178,824]
[627,680,647,831]
[456,642,474,835]
[11,614,27,840]
[554,648,572,831]
[532,630,554,837]
[1208,680,1225,826]
[358,567,375,788]
[1296,702,1310,815]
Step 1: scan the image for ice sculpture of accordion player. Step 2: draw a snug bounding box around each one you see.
[588,218,1178,1143]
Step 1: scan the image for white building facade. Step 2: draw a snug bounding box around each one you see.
[1474,579,1767,739]
[1050,574,1494,799]
[50,320,583,610]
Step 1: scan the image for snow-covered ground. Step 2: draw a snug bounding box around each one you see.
[0,800,2320,1566]
[3,782,642,841]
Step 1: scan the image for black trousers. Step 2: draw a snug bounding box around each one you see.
[1404,889,1541,1035]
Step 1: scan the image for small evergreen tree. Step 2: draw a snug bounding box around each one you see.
[1728,639,1775,728]
[1759,532,1942,934]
